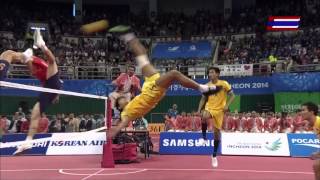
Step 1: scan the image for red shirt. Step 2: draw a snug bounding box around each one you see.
[293,115,306,132]
[21,121,30,133]
[193,116,202,131]
[245,117,254,132]
[114,73,140,94]
[32,56,48,83]
[37,117,49,133]
[264,117,278,132]
[223,115,236,131]
[255,117,264,132]
[176,115,187,130]
[235,117,245,131]
[165,117,176,129]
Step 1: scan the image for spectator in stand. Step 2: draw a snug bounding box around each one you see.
[235,113,245,132]
[164,114,176,131]
[90,115,97,130]
[15,113,25,133]
[8,112,20,133]
[17,107,25,117]
[293,111,308,133]
[79,114,93,132]
[251,112,264,133]
[279,112,294,133]
[185,113,193,131]
[96,114,105,128]
[190,112,202,131]
[223,112,236,132]
[37,112,49,133]
[264,113,279,133]
[0,116,7,136]
[109,65,141,109]
[20,115,31,133]
[167,104,179,118]
[176,112,188,132]
[64,113,79,132]
[49,115,61,133]
[243,113,252,132]
[0,116,11,134]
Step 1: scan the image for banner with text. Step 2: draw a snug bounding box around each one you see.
[1,72,319,96]
[217,64,253,77]
[152,41,213,59]
[148,123,165,135]
[159,132,220,155]
[287,133,320,157]
[221,133,290,156]
[275,92,320,112]
[0,133,106,156]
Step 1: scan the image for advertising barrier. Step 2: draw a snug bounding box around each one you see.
[159,132,220,155]
[1,132,318,157]
[0,133,106,156]
[221,133,290,156]
[287,133,320,157]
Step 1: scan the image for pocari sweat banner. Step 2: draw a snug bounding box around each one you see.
[287,133,320,157]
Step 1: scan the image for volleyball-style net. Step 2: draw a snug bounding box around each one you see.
[0,80,114,166]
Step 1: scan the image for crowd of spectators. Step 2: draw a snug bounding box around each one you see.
[218,29,320,67]
[0,109,105,135]
[164,110,314,134]
[164,104,314,134]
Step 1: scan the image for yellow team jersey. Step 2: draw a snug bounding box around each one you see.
[121,73,166,120]
[314,116,320,135]
[205,80,232,111]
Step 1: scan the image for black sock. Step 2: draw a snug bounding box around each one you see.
[212,139,221,157]
[201,123,207,139]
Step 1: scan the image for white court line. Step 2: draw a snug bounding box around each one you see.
[59,169,148,176]
[0,168,314,175]
[80,169,104,180]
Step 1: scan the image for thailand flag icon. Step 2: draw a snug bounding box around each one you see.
[267,16,300,31]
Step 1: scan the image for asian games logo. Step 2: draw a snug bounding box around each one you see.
[265,138,282,151]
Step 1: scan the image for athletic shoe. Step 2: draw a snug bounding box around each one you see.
[198,138,208,146]
[211,156,218,168]
[13,142,33,155]
[33,28,45,49]
[203,85,222,96]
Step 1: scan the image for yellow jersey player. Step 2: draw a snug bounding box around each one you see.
[197,66,235,168]
[300,102,320,180]
[108,25,221,138]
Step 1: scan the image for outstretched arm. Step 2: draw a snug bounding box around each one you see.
[198,95,208,113]
[224,91,235,112]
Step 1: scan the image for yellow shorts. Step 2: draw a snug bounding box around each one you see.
[121,73,166,120]
[204,109,224,130]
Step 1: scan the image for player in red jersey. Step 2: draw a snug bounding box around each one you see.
[14,29,63,155]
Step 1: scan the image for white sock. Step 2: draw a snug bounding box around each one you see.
[198,84,209,93]
[121,33,136,43]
